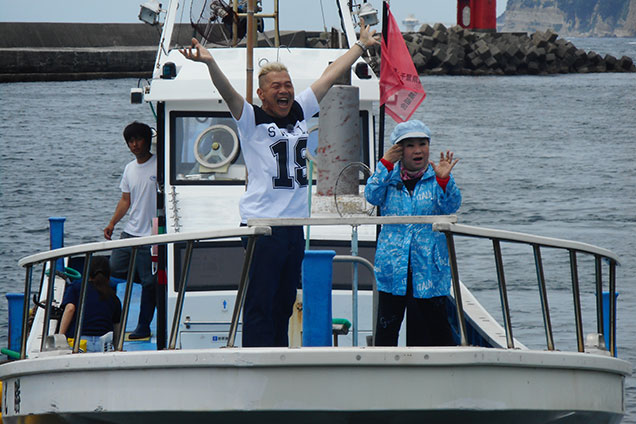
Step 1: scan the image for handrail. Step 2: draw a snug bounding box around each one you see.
[248,215,458,227]
[433,222,620,356]
[432,223,620,264]
[333,255,377,346]
[17,226,271,359]
[15,218,621,358]
[18,227,272,268]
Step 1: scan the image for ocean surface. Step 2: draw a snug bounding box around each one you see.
[1,37,635,421]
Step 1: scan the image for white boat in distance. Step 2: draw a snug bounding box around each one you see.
[0,0,630,423]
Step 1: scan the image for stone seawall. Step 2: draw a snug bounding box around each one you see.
[360,24,636,76]
[2,22,634,82]
[0,23,196,82]
[0,23,314,82]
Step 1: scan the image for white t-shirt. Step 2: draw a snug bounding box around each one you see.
[235,88,320,223]
[120,155,157,236]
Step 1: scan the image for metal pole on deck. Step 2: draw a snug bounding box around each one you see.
[228,235,259,347]
[169,241,195,349]
[444,232,468,346]
[534,245,554,351]
[378,1,388,165]
[156,101,167,350]
[376,1,388,241]
[246,0,255,104]
[351,226,359,346]
[116,248,139,351]
[20,266,33,359]
[72,253,93,354]
[40,258,57,352]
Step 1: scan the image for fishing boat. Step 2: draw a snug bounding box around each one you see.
[0,0,630,423]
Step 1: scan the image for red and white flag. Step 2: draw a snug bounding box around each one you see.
[380,2,426,122]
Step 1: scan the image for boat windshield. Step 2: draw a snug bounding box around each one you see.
[171,111,245,184]
[170,110,370,185]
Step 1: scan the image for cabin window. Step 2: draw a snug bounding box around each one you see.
[169,110,370,185]
[170,112,245,185]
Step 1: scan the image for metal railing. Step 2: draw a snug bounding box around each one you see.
[248,215,458,345]
[433,222,620,356]
[15,217,621,358]
[16,226,271,359]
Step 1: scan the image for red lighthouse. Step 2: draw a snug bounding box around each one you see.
[457,0,497,32]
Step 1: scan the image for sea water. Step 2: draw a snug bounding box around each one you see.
[1,37,635,421]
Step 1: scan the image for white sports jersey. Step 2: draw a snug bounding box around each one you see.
[120,154,157,236]
[236,88,320,223]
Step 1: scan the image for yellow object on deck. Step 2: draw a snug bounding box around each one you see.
[67,338,88,352]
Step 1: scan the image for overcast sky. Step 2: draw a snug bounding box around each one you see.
[0,0,508,31]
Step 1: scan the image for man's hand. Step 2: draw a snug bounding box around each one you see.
[104,224,115,240]
[180,38,213,63]
[358,18,380,49]
[430,150,459,179]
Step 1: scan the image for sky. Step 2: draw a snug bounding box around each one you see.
[0,0,508,32]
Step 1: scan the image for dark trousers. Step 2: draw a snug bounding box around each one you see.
[242,226,304,347]
[375,269,455,347]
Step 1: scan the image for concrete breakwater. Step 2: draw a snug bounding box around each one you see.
[0,23,312,82]
[0,23,197,82]
[358,23,636,76]
[1,22,634,82]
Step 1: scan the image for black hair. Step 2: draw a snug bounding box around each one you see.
[88,256,116,301]
[123,121,152,145]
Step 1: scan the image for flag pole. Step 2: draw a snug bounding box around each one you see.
[378,0,388,167]
[376,1,389,238]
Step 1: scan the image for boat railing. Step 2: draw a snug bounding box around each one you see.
[15,217,620,358]
[16,226,272,359]
[433,222,620,356]
[248,215,459,346]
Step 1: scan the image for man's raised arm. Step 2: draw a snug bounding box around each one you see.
[180,38,245,120]
[310,20,379,103]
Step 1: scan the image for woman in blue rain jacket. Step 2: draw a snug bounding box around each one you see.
[365,120,461,346]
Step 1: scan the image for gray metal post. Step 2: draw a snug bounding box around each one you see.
[40,259,58,352]
[20,265,33,359]
[444,232,467,346]
[609,260,617,356]
[595,255,604,336]
[316,85,360,196]
[116,247,138,351]
[351,225,359,346]
[533,245,554,351]
[169,241,195,349]
[72,253,93,353]
[228,236,258,347]
[492,239,514,349]
[569,250,584,353]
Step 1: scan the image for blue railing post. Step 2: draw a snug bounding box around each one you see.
[6,293,24,353]
[602,291,618,356]
[302,250,336,347]
[49,217,66,271]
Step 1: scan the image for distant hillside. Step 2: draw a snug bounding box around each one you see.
[499,0,636,37]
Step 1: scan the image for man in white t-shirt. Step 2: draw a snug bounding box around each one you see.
[104,121,157,340]
[180,21,378,347]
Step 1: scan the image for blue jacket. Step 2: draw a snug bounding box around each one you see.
[365,161,461,299]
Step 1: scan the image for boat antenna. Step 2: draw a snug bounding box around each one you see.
[319,0,328,34]
[246,0,255,103]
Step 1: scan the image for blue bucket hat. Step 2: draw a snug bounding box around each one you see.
[390,120,431,145]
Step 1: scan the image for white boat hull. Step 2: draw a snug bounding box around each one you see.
[1,347,629,424]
